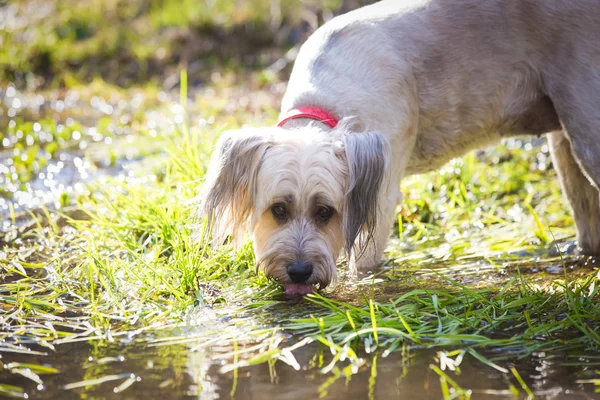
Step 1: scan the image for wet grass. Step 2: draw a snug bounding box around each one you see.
[289,271,600,370]
[2,77,275,328]
[2,73,600,398]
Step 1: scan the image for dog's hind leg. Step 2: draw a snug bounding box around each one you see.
[542,33,600,253]
[548,131,600,254]
[545,54,600,253]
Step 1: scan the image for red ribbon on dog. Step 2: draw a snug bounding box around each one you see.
[277,106,339,128]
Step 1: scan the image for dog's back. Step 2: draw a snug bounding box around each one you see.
[283,0,599,174]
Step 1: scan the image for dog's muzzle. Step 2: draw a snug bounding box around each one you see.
[284,261,315,296]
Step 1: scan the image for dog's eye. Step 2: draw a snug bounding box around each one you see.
[271,204,288,220]
[315,206,334,223]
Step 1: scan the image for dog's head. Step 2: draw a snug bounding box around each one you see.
[199,124,389,295]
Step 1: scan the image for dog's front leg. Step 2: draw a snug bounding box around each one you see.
[350,182,403,274]
[344,78,418,274]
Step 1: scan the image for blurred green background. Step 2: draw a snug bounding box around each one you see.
[1,0,375,89]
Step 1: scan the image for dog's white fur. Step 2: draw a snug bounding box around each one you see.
[200,0,600,291]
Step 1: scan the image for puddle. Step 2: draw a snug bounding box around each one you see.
[0,85,150,215]
[0,85,192,240]
[1,292,599,400]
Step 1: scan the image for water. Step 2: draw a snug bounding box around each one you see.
[1,294,598,399]
[0,84,167,219]
[1,240,599,399]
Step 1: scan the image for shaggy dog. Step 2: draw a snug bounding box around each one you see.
[199,0,600,295]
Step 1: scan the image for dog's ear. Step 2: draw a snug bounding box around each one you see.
[199,129,272,246]
[341,132,390,253]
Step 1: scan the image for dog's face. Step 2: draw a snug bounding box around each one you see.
[251,132,347,295]
[200,125,388,295]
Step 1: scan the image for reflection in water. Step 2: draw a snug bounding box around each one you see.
[5,336,591,399]
[2,227,599,399]
[2,242,600,399]
[199,347,595,400]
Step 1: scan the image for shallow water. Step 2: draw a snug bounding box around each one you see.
[0,84,169,220]
[2,281,599,400]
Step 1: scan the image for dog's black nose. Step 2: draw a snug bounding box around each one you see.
[288,262,313,283]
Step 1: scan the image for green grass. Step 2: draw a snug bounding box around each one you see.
[288,272,600,364]
[1,72,599,398]
[1,74,280,335]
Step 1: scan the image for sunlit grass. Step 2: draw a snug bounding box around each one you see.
[2,99,272,339]
[287,270,600,363]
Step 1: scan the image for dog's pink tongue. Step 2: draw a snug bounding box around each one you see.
[284,283,314,296]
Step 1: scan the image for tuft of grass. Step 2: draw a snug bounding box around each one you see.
[0,80,278,355]
[287,270,600,356]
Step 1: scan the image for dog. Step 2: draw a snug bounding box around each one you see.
[199,0,600,295]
